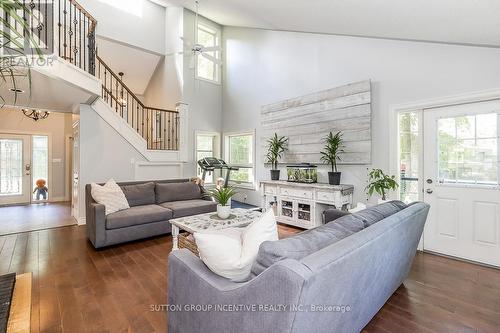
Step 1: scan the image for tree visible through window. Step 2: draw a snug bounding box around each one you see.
[399,112,420,202]
[226,133,254,185]
[438,113,497,185]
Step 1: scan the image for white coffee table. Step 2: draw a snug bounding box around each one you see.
[169,208,262,250]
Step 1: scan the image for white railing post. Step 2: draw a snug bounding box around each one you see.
[176,102,189,162]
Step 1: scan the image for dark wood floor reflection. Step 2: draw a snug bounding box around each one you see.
[0,224,498,332]
[0,202,75,235]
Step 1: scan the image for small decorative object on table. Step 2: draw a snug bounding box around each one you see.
[266,133,288,180]
[205,186,237,219]
[287,164,318,183]
[365,168,399,201]
[320,131,344,185]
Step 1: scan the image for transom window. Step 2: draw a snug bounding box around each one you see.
[437,113,498,185]
[196,23,220,83]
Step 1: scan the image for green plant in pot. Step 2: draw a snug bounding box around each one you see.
[206,186,236,219]
[320,131,344,185]
[365,169,399,201]
[266,133,288,181]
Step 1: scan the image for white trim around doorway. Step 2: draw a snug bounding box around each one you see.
[388,87,500,251]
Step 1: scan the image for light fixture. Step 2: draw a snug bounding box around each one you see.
[117,72,127,107]
[22,108,50,121]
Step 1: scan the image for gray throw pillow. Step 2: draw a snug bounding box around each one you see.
[120,182,156,207]
[155,182,202,203]
[251,214,364,276]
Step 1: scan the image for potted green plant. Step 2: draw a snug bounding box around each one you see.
[206,186,237,219]
[320,131,344,185]
[365,169,399,202]
[266,133,288,181]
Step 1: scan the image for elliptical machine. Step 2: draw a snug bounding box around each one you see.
[197,157,239,188]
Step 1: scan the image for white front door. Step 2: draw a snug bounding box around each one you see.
[423,100,500,267]
[0,134,32,205]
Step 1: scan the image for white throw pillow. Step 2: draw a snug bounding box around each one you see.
[90,179,130,215]
[194,209,278,281]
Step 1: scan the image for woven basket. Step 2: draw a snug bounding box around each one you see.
[178,232,199,257]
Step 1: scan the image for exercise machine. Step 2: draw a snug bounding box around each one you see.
[197,157,239,187]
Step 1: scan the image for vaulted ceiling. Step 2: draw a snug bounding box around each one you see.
[158,0,500,47]
[96,37,162,96]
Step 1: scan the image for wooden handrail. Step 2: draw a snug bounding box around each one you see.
[96,54,177,113]
[70,0,97,30]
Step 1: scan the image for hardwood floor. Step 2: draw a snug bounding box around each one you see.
[0,202,75,235]
[0,225,498,333]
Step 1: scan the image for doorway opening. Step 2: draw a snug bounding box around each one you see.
[0,108,76,234]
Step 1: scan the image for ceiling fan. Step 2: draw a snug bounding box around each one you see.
[168,0,222,67]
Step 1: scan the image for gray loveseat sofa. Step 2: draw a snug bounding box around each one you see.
[168,201,429,333]
[86,179,216,248]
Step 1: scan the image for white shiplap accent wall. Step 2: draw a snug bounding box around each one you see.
[260,80,372,165]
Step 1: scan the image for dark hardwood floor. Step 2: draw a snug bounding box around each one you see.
[0,224,499,333]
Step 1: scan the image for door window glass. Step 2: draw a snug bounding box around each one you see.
[0,139,23,195]
[32,136,49,201]
[438,113,497,185]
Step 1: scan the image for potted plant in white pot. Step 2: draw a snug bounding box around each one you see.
[365,168,399,203]
[266,133,288,181]
[320,131,344,185]
[206,186,237,219]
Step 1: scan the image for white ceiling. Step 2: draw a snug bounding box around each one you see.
[0,70,95,112]
[96,37,162,95]
[159,0,500,47]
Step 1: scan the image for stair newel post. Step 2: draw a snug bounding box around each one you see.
[176,103,188,158]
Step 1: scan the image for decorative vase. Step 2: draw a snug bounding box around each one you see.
[217,204,231,219]
[270,170,280,181]
[328,172,341,185]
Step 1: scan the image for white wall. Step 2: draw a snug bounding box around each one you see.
[144,8,223,177]
[0,108,73,201]
[222,27,500,205]
[77,104,184,219]
[77,0,165,54]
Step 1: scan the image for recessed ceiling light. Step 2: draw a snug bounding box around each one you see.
[9,88,24,93]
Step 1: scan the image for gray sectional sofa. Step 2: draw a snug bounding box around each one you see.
[168,201,430,333]
[85,179,216,248]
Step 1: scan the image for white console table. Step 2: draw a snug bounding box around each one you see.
[260,180,354,229]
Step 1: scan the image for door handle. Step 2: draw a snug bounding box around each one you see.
[426,189,433,194]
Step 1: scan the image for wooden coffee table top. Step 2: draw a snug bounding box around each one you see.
[169,208,262,234]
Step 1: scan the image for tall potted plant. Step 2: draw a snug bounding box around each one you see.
[206,186,236,219]
[320,131,344,185]
[266,133,288,181]
[365,169,399,202]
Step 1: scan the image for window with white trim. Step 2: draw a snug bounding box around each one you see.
[224,131,255,187]
[196,23,220,83]
[196,133,219,184]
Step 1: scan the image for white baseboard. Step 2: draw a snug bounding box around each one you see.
[77,217,86,225]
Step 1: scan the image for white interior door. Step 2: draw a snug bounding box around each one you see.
[423,100,500,267]
[0,134,32,205]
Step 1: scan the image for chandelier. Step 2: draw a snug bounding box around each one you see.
[22,108,50,121]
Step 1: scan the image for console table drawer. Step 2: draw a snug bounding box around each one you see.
[316,190,339,203]
[280,187,313,199]
[264,185,277,195]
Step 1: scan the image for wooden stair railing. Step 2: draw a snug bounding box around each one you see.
[96,55,180,150]
[19,0,180,151]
